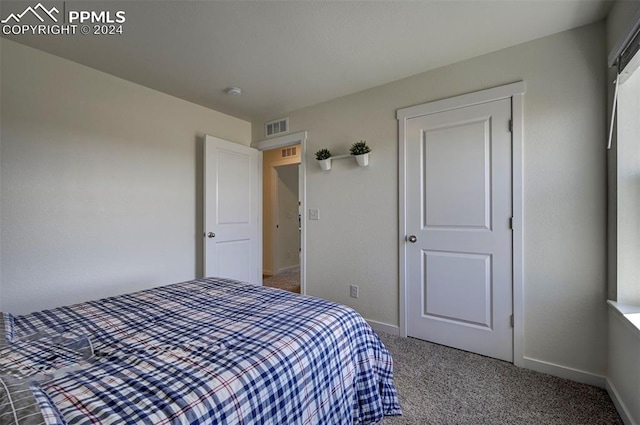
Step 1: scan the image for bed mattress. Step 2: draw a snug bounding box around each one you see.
[0,277,401,424]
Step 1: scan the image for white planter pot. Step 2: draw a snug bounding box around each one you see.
[318,158,332,171]
[355,153,369,167]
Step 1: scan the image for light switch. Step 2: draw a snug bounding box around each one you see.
[309,209,320,220]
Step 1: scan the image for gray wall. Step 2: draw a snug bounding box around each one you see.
[1,39,251,313]
[255,22,608,377]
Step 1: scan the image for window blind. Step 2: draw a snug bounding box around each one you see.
[619,28,640,74]
[607,10,640,150]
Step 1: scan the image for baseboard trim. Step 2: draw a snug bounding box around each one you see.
[276,265,300,274]
[607,379,637,425]
[366,319,400,336]
[520,356,606,388]
[262,269,273,276]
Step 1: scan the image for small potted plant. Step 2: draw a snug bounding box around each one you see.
[349,140,371,167]
[315,148,332,171]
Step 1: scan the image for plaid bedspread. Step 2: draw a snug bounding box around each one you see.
[1,278,401,424]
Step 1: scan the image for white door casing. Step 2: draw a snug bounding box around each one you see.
[203,135,262,285]
[252,131,308,295]
[398,82,525,363]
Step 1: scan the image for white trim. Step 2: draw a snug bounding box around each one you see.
[252,131,307,151]
[512,91,525,368]
[520,356,606,388]
[397,81,525,120]
[608,300,640,338]
[271,165,279,277]
[252,131,308,295]
[366,319,400,336]
[398,105,408,337]
[258,152,263,285]
[607,379,637,425]
[397,82,526,367]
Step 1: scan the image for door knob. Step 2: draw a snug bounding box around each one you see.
[407,235,417,243]
[207,232,216,238]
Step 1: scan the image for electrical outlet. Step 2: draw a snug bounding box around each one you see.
[309,209,320,220]
[350,285,359,299]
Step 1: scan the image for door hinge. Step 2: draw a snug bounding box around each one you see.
[510,314,514,328]
[509,217,514,230]
[508,119,513,132]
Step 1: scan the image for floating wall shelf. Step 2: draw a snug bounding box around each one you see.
[317,153,370,171]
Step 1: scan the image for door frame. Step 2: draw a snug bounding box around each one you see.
[252,131,308,295]
[397,82,525,366]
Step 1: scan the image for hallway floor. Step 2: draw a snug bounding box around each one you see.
[262,267,300,293]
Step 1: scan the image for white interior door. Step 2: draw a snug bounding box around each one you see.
[405,98,513,362]
[204,135,261,285]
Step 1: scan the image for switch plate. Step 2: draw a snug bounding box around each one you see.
[350,285,359,298]
[309,209,320,220]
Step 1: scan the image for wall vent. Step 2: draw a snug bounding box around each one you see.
[281,147,297,158]
[265,118,289,137]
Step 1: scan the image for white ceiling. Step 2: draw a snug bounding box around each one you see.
[3,0,612,122]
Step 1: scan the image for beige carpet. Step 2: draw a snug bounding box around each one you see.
[378,332,623,425]
[262,267,300,293]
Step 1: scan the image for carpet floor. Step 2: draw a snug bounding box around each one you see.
[262,267,300,293]
[377,332,623,425]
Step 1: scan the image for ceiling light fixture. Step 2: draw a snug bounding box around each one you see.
[225,86,242,96]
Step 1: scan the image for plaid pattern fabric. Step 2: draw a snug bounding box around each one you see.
[2,313,15,346]
[7,278,401,424]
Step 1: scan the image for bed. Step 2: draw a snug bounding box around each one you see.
[0,277,401,424]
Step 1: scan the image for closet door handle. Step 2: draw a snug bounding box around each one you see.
[407,235,417,243]
[207,232,216,238]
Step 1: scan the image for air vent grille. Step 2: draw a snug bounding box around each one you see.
[266,118,289,137]
[281,147,297,158]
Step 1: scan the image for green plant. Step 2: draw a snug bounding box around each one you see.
[349,140,371,156]
[315,148,332,160]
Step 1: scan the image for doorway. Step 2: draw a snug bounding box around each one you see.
[274,164,301,275]
[260,144,302,293]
